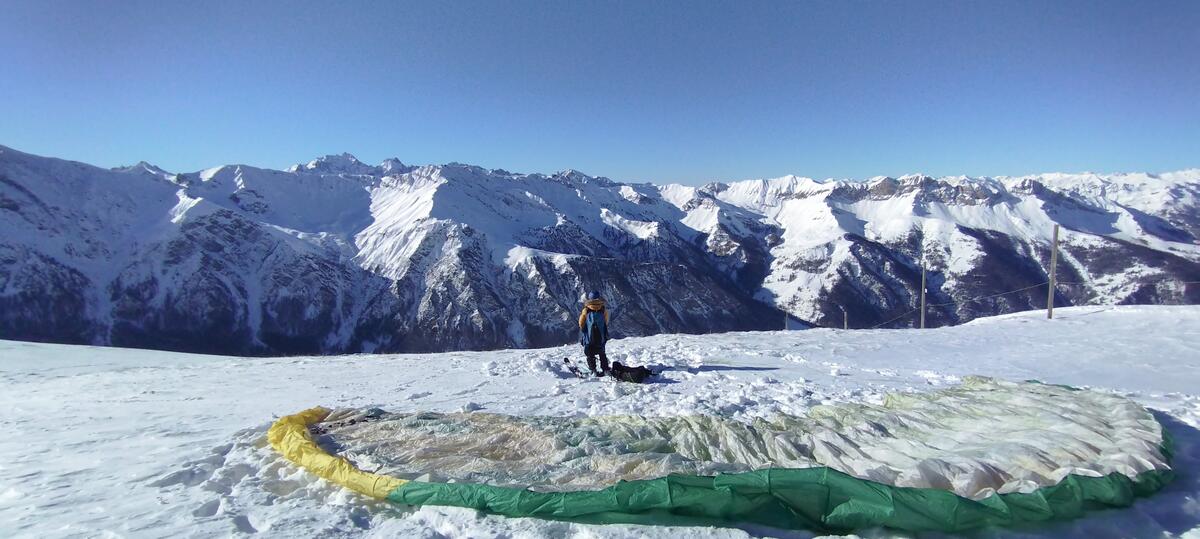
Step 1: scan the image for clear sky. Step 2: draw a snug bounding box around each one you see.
[2,0,1197,184]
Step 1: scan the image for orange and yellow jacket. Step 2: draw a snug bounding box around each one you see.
[578,298,609,329]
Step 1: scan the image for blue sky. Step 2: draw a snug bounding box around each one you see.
[1,0,1197,184]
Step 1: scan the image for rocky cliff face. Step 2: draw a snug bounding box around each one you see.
[1,145,1197,355]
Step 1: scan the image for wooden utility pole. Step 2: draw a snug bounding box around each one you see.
[1047,224,1060,319]
[919,265,927,329]
[843,309,848,330]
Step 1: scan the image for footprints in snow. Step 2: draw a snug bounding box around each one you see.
[153,425,379,535]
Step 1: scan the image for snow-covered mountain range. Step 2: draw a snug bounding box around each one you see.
[1,144,1197,355]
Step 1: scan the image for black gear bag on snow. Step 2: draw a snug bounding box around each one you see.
[609,361,652,383]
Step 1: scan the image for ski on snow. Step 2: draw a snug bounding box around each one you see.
[563,357,603,380]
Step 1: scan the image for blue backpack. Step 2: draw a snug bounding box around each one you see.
[580,310,608,347]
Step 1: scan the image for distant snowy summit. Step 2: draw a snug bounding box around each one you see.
[284,152,406,176]
[0,143,1197,356]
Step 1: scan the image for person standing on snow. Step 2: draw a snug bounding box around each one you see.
[578,290,610,376]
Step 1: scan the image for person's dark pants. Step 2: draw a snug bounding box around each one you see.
[585,346,609,374]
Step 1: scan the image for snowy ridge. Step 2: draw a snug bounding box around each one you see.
[0,143,1198,355]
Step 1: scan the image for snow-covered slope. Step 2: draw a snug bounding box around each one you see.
[1,144,1197,355]
[1,306,1198,538]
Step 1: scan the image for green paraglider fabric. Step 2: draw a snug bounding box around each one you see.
[388,455,1174,534]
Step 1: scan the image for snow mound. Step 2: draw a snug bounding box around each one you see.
[314,377,1169,501]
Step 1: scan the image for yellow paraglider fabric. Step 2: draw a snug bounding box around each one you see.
[266,407,407,499]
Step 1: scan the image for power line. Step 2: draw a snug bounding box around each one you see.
[867,307,921,329]
[869,281,1050,329]
[858,269,1195,330]
[863,276,1195,329]
[928,281,1050,307]
[861,219,1195,329]
[1054,279,1199,286]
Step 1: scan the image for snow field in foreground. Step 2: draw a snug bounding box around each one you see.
[0,305,1199,538]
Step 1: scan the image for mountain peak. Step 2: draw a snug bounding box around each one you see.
[550,169,613,186]
[297,152,376,175]
[113,161,172,177]
[379,157,409,174]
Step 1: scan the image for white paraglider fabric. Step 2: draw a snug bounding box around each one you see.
[314,377,1168,500]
